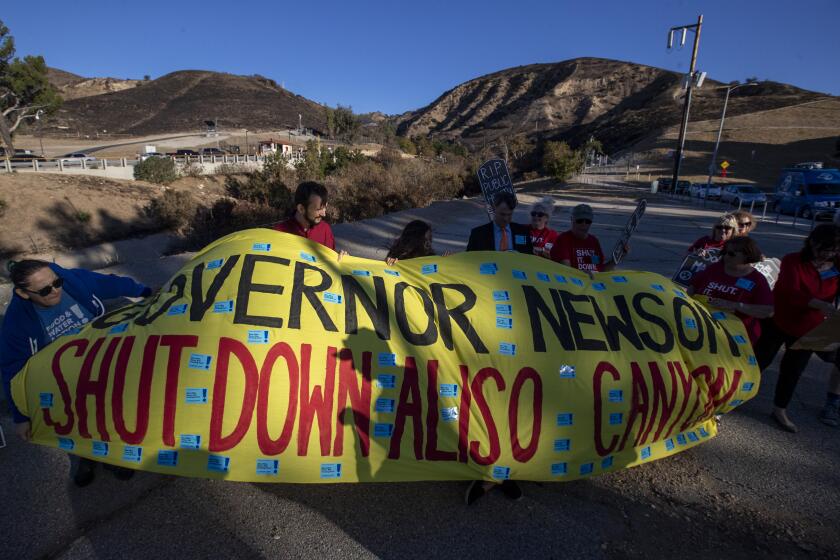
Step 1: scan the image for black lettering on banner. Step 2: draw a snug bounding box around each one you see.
[91,305,143,329]
[632,293,675,353]
[190,255,241,321]
[522,286,574,352]
[394,282,438,346]
[234,255,290,328]
[430,283,488,353]
[342,275,390,340]
[559,290,607,351]
[288,261,338,332]
[135,274,187,327]
[589,295,644,351]
[673,298,704,351]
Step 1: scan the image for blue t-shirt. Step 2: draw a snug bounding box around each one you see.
[35,292,95,342]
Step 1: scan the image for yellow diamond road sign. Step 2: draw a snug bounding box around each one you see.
[720,161,730,169]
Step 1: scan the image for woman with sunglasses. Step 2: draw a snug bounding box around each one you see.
[754,224,840,433]
[687,214,738,255]
[1,259,152,485]
[688,236,773,346]
[732,209,756,237]
[528,197,558,258]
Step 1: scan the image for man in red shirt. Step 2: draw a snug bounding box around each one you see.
[550,204,618,273]
[273,181,336,250]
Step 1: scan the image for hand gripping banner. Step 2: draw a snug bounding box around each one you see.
[12,230,760,483]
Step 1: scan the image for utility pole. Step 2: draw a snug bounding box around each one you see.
[706,82,758,187]
[668,14,703,191]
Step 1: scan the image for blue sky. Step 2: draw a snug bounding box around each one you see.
[4,0,839,115]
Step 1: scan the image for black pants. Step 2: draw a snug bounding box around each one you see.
[755,319,839,409]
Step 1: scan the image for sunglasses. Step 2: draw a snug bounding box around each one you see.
[531,211,547,218]
[738,222,752,228]
[25,277,63,297]
[715,225,734,231]
[575,219,593,225]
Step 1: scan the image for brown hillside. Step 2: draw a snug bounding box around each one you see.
[39,70,328,136]
[46,67,85,88]
[395,57,828,151]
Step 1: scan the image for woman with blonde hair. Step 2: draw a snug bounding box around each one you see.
[528,196,558,258]
[687,214,737,254]
[732,209,756,237]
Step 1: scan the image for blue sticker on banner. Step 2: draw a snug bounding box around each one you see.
[256,459,279,475]
[735,277,755,291]
[375,398,395,413]
[493,290,510,302]
[608,389,623,403]
[373,423,394,438]
[499,342,517,356]
[515,235,526,245]
[496,316,513,329]
[512,270,527,280]
[742,382,755,391]
[207,455,230,473]
[556,413,574,426]
[439,384,459,397]
[733,335,747,344]
[168,303,188,316]
[609,412,623,425]
[677,434,687,446]
[109,323,128,334]
[39,392,53,408]
[641,446,652,460]
[441,407,459,423]
[158,450,178,467]
[376,374,397,389]
[247,330,269,344]
[323,292,342,304]
[571,277,584,287]
[551,462,568,476]
[651,284,665,292]
[665,439,675,451]
[378,353,397,366]
[554,274,568,283]
[185,388,208,404]
[580,463,594,475]
[673,289,687,298]
[558,365,576,378]
[537,272,551,282]
[729,399,743,407]
[123,445,142,463]
[685,318,697,329]
[299,251,316,262]
[252,243,271,252]
[612,276,628,283]
[554,438,571,452]
[58,437,74,450]
[496,304,512,315]
[92,441,109,457]
[479,263,498,275]
[699,427,710,438]
[383,269,400,276]
[351,270,371,277]
[687,431,700,442]
[601,456,614,469]
[320,463,342,479]
[592,283,606,291]
[747,355,757,366]
[207,258,224,270]
[711,311,727,320]
[180,434,201,449]
[188,353,212,370]
[213,300,234,313]
[492,466,511,480]
[421,264,438,275]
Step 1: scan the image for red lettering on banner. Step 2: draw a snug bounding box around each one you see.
[509,367,542,462]
[113,335,159,444]
[159,335,199,446]
[457,365,472,463]
[664,361,693,438]
[256,342,299,455]
[593,361,620,456]
[209,338,259,452]
[639,362,676,445]
[297,344,335,456]
[44,339,88,435]
[76,337,120,441]
[617,363,650,451]
[333,349,372,457]
[424,360,457,462]
[469,367,504,466]
[389,357,424,460]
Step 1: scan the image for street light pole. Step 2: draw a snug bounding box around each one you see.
[706,82,758,187]
[668,14,703,191]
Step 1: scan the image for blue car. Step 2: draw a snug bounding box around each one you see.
[720,184,767,207]
[774,165,840,219]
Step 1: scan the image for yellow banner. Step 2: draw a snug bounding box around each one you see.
[12,230,759,483]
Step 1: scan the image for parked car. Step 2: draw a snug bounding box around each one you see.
[9,153,47,162]
[674,180,691,195]
[698,183,722,200]
[60,152,97,165]
[173,149,199,156]
[720,184,767,207]
[655,177,673,192]
[773,165,840,219]
[200,147,225,156]
[139,152,167,161]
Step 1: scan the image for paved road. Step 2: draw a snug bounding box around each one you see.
[2,179,838,559]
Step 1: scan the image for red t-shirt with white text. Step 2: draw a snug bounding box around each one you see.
[530,227,559,257]
[550,231,605,272]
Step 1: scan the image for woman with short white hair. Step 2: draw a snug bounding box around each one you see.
[529,196,558,258]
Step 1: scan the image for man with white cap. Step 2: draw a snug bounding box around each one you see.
[550,203,620,272]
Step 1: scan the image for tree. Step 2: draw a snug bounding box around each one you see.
[581,136,604,166]
[0,20,61,155]
[542,141,584,182]
[333,105,359,142]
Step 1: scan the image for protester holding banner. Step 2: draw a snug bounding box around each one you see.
[688,237,773,345]
[687,214,737,254]
[732,210,756,237]
[386,220,435,264]
[466,192,533,254]
[529,197,559,259]
[754,224,840,433]
[1,260,152,486]
[272,181,336,250]
[550,204,618,273]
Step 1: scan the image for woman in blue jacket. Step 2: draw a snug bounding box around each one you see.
[1,259,152,486]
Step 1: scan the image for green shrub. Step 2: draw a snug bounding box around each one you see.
[75,211,91,223]
[542,141,584,182]
[134,157,178,184]
[146,189,198,231]
[180,160,204,178]
[177,198,285,251]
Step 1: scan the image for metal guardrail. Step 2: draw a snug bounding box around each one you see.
[1,153,272,173]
